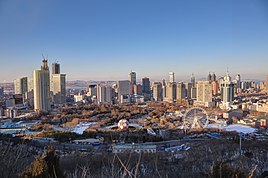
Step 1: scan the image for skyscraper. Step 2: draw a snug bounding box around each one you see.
[51,74,66,105]
[207,73,212,81]
[191,73,196,87]
[169,72,175,83]
[212,73,216,81]
[33,59,51,112]
[190,73,197,99]
[266,75,268,92]
[152,82,163,101]
[0,87,4,98]
[128,71,136,85]
[142,77,151,101]
[51,62,66,105]
[221,71,235,109]
[117,80,130,103]
[176,82,186,100]
[133,84,142,95]
[129,71,136,95]
[52,62,60,74]
[14,77,28,100]
[142,77,150,94]
[165,82,176,102]
[196,81,213,107]
[97,84,113,104]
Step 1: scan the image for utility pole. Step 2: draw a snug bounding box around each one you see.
[239,132,243,155]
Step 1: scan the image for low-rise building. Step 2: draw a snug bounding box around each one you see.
[112,144,156,154]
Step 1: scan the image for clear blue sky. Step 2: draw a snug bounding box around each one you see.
[0,0,268,82]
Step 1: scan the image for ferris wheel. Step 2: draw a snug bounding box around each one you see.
[183,107,209,129]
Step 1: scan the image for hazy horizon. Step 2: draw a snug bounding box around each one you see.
[0,0,268,82]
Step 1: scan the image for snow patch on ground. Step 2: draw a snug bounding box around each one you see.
[72,122,95,135]
[207,124,257,134]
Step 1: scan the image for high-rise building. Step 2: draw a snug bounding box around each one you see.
[97,84,113,104]
[51,62,66,105]
[165,82,176,102]
[207,73,212,82]
[184,82,192,99]
[133,84,142,95]
[52,63,60,74]
[14,77,28,98]
[169,72,175,83]
[142,77,151,101]
[191,73,196,87]
[196,81,213,107]
[33,59,51,112]
[128,71,136,85]
[266,74,268,91]
[51,74,66,104]
[117,80,130,103]
[0,87,4,98]
[221,71,235,109]
[87,84,97,96]
[212,73,216,81]
[211,81,218,96]
[152,82,163,101]
[129,71,136,95]
[142,77,150,94]
[176,82,186,100]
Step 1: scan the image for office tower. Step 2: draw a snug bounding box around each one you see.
[211,81,218,96]
[128,71,136,85]
[153,82,163,101]
[117,80,130,103]
[191,74,197,99]
[162,79,166,99]
[142,77,150,94]
[196,81,213,107]
[52,62,60,74]
[87,84,97,96]
[184,82,192,98]
[191,73,196,87]
[142,77,151,101]
[129,71,136,95]
[14,77,28,95]
[165,82,176,102]
[51,62,66,105]
[266,74,268,91]
[221,71,235,109]
[97,84,106,104]
[212,73,216,81]
[96,84,113,104]
[176,82,186,100]
[191,87,197,99]
[51,74,66,104]
[33,59,51,112]
[133,84,142,95]
[207,73,212,82]
[169,72,175,83]
[0,87,4,98]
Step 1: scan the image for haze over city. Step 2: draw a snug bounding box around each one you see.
[1,0,268,82]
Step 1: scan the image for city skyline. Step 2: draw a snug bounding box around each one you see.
[1,0,268,81]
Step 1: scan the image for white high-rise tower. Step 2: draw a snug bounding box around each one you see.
[221,70,235,109]
[33,59,51,112]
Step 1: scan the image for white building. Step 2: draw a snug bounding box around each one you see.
[97,84,113,104]
[196,81,213,107]
[220,71,235,109]
[51,73,66,105]
[14,77,28,96]
[169,71,175,83]
[33,59,51,112]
